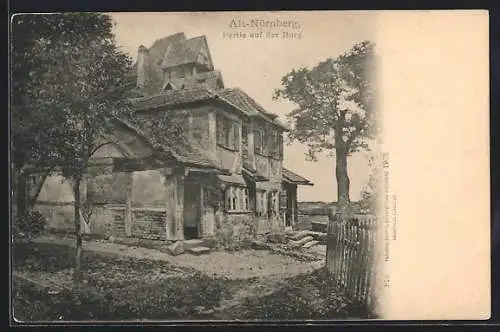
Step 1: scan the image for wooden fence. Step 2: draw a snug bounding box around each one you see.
[326,213,377,310]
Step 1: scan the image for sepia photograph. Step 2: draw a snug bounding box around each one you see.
[10,10,489,323]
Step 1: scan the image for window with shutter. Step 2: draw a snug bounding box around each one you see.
[217,113,241,151]
[217,114,226,146]
[224,186,251,212]
[254,130,263,155]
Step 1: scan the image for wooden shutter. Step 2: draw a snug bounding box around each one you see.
[254,130,262,154]
[242,125,248,157]
[217,114,224,145]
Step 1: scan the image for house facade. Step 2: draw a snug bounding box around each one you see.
[34,32,313,241]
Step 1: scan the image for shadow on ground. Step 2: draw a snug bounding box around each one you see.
[12,241,375,321]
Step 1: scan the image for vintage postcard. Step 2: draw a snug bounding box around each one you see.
[10,10,490,323]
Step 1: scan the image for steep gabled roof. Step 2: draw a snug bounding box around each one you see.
[136,33,188,93]
[130,86,290,131]
[113,116,227,172]
[161,36,213,69]
[131,86,217,111]
[217,88,290,130]
[162,70,224,91]
[282,167,313,186]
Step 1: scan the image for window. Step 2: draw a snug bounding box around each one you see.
[266,130,283,159]
[224,186,249,212]
[278,134,283,159]
[254,129,263,155]
[242,124,248,158]
[267,130,274,157]
[217,114,240,150]
[216,114,228,146]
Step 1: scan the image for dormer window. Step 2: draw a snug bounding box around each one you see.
[164,82,175,90]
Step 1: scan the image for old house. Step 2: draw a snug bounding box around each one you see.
[34,32,313,241]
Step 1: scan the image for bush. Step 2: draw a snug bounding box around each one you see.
[237,268,375,320]
[15,211,47,239]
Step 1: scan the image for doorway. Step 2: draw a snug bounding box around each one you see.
[183,181,200,239]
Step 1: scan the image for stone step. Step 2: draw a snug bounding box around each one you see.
[288,231,310,241]
[183,239,204,249]
[302,240,319,249]
[289,235,314,248]
[187,246,211,255]
[304,231,327,244]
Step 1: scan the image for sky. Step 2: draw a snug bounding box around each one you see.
[108,11,376,202]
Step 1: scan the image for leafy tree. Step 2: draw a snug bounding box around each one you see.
[11,15,65,217]
[274,41,376,212]
[11,13,133,284]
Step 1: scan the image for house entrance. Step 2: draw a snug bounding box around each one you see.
[183,181,201,239]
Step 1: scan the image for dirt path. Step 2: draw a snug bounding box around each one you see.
[29,235,325,317]
[33,235,324,280]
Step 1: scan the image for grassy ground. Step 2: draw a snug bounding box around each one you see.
[12,241,374,321]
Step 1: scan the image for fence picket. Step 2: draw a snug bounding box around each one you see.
[326,213,377,310]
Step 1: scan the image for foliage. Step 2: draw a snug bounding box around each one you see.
[274,40,376,158]
[214,214,255,251]
[14,211,47,240]
[235,221,255,249]
[12,242,229,321]
[274,41,376,207]
[236,268,375,320]
[11,13,131,173]
[11,13,134,284]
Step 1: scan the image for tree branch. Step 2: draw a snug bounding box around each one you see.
[345,123,363,149]
[89,140,114,158]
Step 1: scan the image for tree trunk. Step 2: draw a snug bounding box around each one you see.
[335,147,351,213]
[73,176,83,286]
[27,171,49,210]
[16,170,27,218]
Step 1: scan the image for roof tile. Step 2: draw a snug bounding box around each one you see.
[282,167,313,185]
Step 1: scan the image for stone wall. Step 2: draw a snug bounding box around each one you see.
[131,208,167,240]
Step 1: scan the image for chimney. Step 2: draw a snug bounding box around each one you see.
[137,45,149,88]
